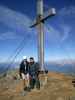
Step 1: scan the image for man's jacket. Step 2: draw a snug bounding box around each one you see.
[19,60,29,74]
[29,63,40,78]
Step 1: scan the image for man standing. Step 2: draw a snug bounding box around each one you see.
[19,56,30,91]
[29,57,40,90]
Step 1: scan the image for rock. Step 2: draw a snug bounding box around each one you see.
[56,97,65,100]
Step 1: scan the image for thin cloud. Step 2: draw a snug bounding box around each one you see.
[0,5,73,43]
[59,6,75,16]
[60,25,71,42]
[44,6,75,44]
[57,5,75,42]
[44,24,71,45]
[0,5,32,32]
[0,31,21,40]
[0,5,36,41]
[45,25,61,43]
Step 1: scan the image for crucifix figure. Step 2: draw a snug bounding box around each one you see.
[30,0,56,71]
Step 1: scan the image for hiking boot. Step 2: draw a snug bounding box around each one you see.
[24,87,31,92]
[24,87,28,91]
[20,90,27,96]
[27,87,31,92]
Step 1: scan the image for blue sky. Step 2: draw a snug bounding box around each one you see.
[0,0,75,62]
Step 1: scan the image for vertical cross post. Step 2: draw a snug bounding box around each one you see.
[37,0,44,70]
[30,0,56,71]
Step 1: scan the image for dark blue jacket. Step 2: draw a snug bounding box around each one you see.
[29,63,40,78]
[19,60,29,74]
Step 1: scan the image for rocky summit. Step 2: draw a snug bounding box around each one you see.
[0,71,75,100]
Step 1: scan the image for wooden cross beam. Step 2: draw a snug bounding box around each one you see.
[30,0,56,71]
[30,8,56,28]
